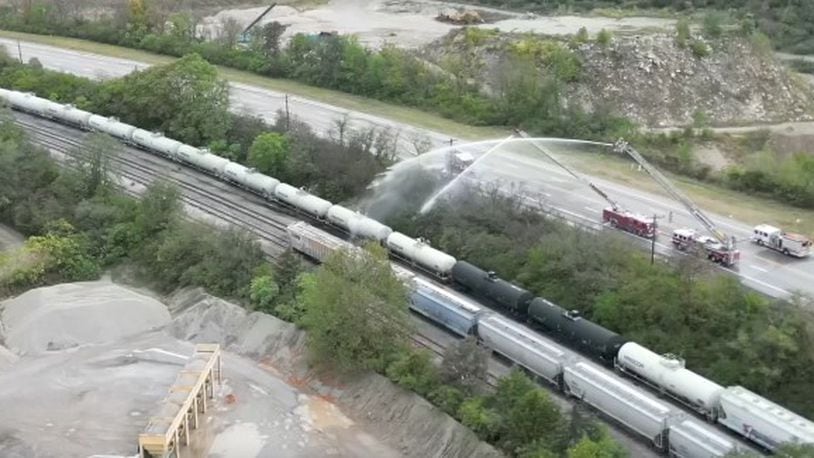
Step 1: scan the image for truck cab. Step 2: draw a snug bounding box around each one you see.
[752,224,811,258]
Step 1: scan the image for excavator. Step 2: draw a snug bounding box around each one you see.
[515,130,656,239]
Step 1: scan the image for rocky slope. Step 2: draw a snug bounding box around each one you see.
[167,287,503,458]
[423,29,814,128]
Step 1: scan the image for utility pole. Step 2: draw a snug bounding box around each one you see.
[284,94,290,131]
[651,214,658,265]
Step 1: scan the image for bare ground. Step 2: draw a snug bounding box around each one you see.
[201,0,674,49]
[0,282,500,458]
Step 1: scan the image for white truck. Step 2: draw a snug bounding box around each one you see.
[751,224,811,258]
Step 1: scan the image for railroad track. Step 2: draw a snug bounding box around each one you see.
[15,115,293,257]
[9,114,709,457]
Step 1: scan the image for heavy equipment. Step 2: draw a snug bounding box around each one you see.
[238,3,277,44]
[515,130,656,238]
[612,139,739,267]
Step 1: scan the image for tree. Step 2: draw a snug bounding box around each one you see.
[298,242,411,371]
[73,132,118,198]
[440,336,489,392]
[386,349,440,395]
[247,132,290,178]
[257,21,289,58]
[566,428,627,458]
[250,273,280,313]
[133,181,181,239]
[96,54,231,146]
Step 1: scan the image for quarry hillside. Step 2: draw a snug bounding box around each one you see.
[422,28,814,128]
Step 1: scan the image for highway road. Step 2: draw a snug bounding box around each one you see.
[0,39,454,157]
[3,38,813,299]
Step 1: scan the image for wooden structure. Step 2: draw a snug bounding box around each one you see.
[138,344,222,458]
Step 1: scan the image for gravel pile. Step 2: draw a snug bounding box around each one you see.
[1,280,171,355]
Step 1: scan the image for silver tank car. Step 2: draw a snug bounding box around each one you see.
[409,276,481,337]
[195,150,230,177]
[617,342,724,419]
[668,419,739,458]
[386,232,456,278]
[478,314,566,386]
[275,183,332,218]
[88,115,137,141]
[286,221,357,262]
[51,104,92,128]
[327,205,393,241]
[224,162,249,185]
[327,205,360,233]
[564,361,673,449]
[242,169,280,198]
[131,129,182,159]
[717,386,814,451]
[175,144,201,164]
[8,92,51,116]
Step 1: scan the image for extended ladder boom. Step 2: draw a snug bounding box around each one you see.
[612,139,732,247]
[515,129,621,211]
[241,3,277,38]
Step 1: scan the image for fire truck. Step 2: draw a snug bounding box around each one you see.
[751,224,812,258]
[612,139,740,267]
[515,130,656,239]
[671,229,740,267]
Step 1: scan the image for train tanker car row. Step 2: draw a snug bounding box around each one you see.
[285,222,761,457]
[3,89,812,455]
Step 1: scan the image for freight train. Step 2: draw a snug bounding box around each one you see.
[286,221,763,457]
[3,89,813,455]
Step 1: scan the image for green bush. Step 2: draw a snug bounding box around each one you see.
[690,40,711,58]
[702,13,725,38]
[676,18,691,48]
[596,29,612,47]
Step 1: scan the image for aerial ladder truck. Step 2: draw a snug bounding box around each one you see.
[515,130,656,239]
[238,3,277,45]
[612,139,740,267]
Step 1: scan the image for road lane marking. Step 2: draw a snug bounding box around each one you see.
[749,265,770,273]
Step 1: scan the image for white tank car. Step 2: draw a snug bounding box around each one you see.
[478,313,566,385]
[354,215,393,242]
[88,115,137,141]
[717,386,814,451]
[287,221,357,262]
[274,183,332,218]
[386,232,456,278]
[223,162,249,185]
[50,104,92,127]
[327,205,393,242]
[175,144,201,164]
[564,361,673,449]
[195,150,230,177]
[668,418,739,458]
[131,129,182,159]
[242,169,280,197]
[9,92,51,116]
[617,342,724,418]
[327,205,360,232]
